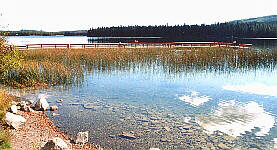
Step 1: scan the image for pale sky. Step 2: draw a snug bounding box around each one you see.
[0,0,276,31]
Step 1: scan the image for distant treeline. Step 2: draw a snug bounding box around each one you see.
[2,30,87,36]
[88,22,277,42]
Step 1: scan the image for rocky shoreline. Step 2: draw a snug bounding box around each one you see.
[6,97,100,150]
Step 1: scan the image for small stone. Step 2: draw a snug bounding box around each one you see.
[5,112,26,130]
[120,132,136,139]
[41,137,70,150]
[57,99,63,103]
[167,114,175,118]
[83,103,96,110]
[149,148,160,150]
[68,102,81,105]
[109,135,116,138]
[163,126,170,131]
[76,131,89,144]
[160,138,168,142]
[183,125,192,130]
[218,143,228,149]
[79,110,83,112]
[50,105,59,111]
[10,105,18,114]
[150,120,159,125]
[52,113,60,116]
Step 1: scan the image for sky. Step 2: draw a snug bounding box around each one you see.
[0,0,277,31]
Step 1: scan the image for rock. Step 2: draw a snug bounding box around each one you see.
[76,131,89,144]
[53,113,60,116]
[35,98,49,111]
[50,105,59,111]
[10,105,18,114]
[27,100,35,105]
[119,132,136,139]
[218,143,228,149]
[57,99,63,103]
[83,103,96,110]
[160,138,169,142]
[163,126,170,131]
[137,117,149,122]
[108,135,116,138]
[149,148,160,150]
[68,102,82,106]
[42,137,70,150]
[5,112,26,130]
[183,125,192,130]
[26,106,35,112]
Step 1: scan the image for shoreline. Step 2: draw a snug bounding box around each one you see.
[7,98,99,150]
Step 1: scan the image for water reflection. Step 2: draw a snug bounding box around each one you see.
[223,83,277,97]
[178,91,211,107]
[197,101,275,137]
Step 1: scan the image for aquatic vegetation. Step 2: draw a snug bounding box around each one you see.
[21,47,277,76]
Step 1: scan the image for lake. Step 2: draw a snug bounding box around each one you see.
[5,36,277,149]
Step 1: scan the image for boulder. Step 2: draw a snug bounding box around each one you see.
[50,105,59,111]
[42,137,71,150]
[75,131,89,144]
[34,98,49,111]
[10,105,18,114]
[5,112,26,130]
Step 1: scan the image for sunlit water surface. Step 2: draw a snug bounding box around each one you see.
[5,36,277,149]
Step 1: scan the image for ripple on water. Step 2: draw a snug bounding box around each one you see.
[196,100,275,137]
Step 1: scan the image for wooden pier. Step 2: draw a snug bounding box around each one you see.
[14,42,252,50]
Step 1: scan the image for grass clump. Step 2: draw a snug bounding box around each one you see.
[0,90,12,149]
[0,36,82,88]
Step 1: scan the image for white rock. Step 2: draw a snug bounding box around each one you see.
[35,98,49,111]
[10,105,18,114]
[5,112,26,130]
[76,131,89,144]
[50,105,59,111]
[42,137,71,150]
[149,148,160,150]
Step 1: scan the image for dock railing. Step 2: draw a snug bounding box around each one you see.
[14,42,252,50]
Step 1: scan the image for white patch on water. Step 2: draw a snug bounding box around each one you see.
[223,83,277,97]
[196,101,275,137]
[178,91,211,107]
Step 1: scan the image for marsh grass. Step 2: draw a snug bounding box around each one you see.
[21,47,277,76]
[0,90,12,149]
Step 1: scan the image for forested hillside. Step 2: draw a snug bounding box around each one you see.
[88,15,277,41]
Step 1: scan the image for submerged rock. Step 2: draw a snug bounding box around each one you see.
[5,112,26,130]
[75,131,89,144]
[120,132,136,139]
[35,98,49,111]
[42,137,71,150]
[57,99,63,103]
[218,143,228,149]
[10,105,18,114]
[50,105,59,111]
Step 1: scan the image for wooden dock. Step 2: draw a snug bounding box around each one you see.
[14,42,252,50]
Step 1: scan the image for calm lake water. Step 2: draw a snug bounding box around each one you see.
[5,36,277,149]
